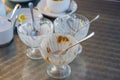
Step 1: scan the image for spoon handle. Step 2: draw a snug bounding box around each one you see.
[28,2,35,30]
[90,15,100,23]
[8,4,21,21]
[64,32,95,52]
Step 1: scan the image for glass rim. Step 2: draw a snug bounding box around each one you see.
[54,13,90,24]
[17,18,53,36]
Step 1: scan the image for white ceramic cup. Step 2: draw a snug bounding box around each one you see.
[0,17,13,45]
[46,0,70,13]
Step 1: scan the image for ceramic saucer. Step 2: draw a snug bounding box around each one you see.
[9,0,32,2]
[37,0,77,18]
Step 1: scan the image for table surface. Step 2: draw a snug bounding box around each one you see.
[0,0,120,80]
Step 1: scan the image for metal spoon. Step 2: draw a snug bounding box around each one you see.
[52,32,95,55]
[90,15,100,23]
[28,2,38,36]
[8,4,21,22]
[65,0,73,13]
[66,15,100,33]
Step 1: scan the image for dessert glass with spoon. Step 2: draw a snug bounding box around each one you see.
[54,14,99,40]
[17,17,53,60]
[40,33,82,79]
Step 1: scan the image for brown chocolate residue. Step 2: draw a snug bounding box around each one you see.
[46,56,51,63]
[57,35,63,43]
[57,35,69,43]
[63,37,69,42]
[46,47,51,53]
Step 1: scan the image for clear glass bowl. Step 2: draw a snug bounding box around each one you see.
[54,14,90,40]
[40,33,82,79]
[17,18,53,60]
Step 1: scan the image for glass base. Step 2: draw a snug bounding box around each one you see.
[26,48,42,60]
[47,64,71,79]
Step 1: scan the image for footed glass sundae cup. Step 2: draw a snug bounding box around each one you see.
[17,18,53,60]
[54,13,90,41]
[40,33,82,79]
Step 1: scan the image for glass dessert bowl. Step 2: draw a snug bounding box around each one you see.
[54,13,90,40]
[40,33,82,79]
[17,18,53,60]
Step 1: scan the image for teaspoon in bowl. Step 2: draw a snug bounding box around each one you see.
[52,32,95,55]
[28,2,39,36]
